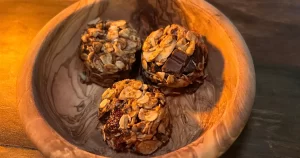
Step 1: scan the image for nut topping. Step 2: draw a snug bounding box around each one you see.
[80,19,141,87]
[98,80,170,155]
[141,24,208,91]
[119,86,142,100]
[99,99,110,109]
[119,114,131,129]
[102,88,116,99]
[137,94,150,104]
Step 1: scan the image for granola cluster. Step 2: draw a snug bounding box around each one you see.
[80,18,141,87]
[141,24,208,90]
[98,79,170,155]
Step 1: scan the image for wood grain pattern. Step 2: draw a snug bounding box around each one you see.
[0,0,77,150]
[17,0,255,157]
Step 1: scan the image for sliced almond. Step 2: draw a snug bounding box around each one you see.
[131,101,139,111]
[153,105,161,112]
[142,84,148,91]
[144,98,158,109]
[186,31,197,41]
[130,116,137,126]
[87,28,101,37]
[135,90,142,98]
[99,99,110,109]
[81,34,88,43]
[148,45,158,52]
[80,53,88,61]
[129,111,138,118]
[144,47,164,62]
[166,75,175,84]
[102,42,114,53]
[136,121,146,129]
[100,53,112,65]
[156,72,165,81]
[142,59,148,70]
[145,110,159,121]
[156,62,164,66]
[138,108,146,120]
[119,114,131,129]
[152,28,164,39]
[155,40,176,63]
[137,94,150,104]
[150,108,165,133]
[102,88,115,99]
[142,41,151,51]
[185,40,196,56]
[110,20,127,28]
[92,41,103,52]
[106,27,119,41]
[104,64,118,73]
[176,37,187,47]
[159,35,174,47]
[126,40,138,50]
[163,25,171,35]
[113,42,125,56]
[116,38,127,49]
[115,61,125,70]
[119,28,130,38]
[178,43,189,52]
[176,37,189,52]
[119,87,142,100]
[132,80,143,89]
[142,122,151,134]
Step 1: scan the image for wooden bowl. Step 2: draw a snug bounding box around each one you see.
[17,0,255,157]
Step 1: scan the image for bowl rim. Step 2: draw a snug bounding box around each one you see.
[17,0,255,157]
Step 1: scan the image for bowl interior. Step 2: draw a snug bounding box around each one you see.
[33,0,237,157]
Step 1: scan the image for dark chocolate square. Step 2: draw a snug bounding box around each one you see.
[162,58,183,74]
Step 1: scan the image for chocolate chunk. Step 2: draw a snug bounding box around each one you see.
[162,58,182,74]
[162,49,188,74]
[183,45,205,74]
[172,49,188,64]
[192,46,203,63]
[183,59,197,74]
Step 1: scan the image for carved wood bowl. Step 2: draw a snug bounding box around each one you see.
[17,0,255,157]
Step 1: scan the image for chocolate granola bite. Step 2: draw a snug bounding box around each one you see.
[98,79,170,155]
[80,18,142,87]
[141,24,208,93]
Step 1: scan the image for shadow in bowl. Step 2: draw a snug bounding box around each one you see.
[32,0,228,157]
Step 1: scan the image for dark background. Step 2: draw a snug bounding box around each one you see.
[207,0,300,157]
[0,0,299,157]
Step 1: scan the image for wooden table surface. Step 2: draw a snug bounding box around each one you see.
[1,0,299,157]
